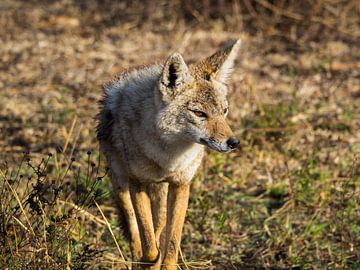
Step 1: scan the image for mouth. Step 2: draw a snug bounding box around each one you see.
[199,138,232,153]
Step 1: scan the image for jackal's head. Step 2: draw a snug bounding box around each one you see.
[156,39,241,153]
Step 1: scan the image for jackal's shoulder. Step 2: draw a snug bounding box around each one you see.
[97,63,162,141]
[103,64,163,95]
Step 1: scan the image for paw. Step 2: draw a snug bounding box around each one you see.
[141,250,162,270]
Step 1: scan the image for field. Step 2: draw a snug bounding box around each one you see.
[0,0,359,269]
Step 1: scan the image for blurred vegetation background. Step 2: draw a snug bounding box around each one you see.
[0,0,359,269]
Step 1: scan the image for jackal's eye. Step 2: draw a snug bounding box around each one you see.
[224,108,229,115]
[190,110,207,118]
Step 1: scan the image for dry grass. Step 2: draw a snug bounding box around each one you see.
[0,0,359,269]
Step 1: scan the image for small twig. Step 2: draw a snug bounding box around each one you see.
[244,124,309,133]
[57,200,106,226]
[102,252,212,268]
[12,215,30,232]
[1,169,35,236]
[39,200,56,264]
[178,240,189,270]
[246,75,264,116]
[311,16,360,37]
[67,238,71,270]
[62,116,77,154]
[94,199,127,265]
[256,0,304,21]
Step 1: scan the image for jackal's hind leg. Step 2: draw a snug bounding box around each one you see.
[106,151,142,269]
[116,188,143,269]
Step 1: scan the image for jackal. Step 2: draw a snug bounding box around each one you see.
[97,39,241,269]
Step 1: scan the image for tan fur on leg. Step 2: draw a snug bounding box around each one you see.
[117,189,142,269]
[148,183,168,250]
[162,184,190,270]
[105,151,143,268]
[130,182,161,269]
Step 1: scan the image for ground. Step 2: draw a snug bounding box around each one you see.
[0,1,359,269]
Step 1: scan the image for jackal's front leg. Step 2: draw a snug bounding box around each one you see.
[131,182,161,270]
[148,183,168,252]
[162,183,190,270]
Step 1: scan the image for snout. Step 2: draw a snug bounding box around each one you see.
[199,136,240,153]
[199,116,239,152]
[226,137,240,150]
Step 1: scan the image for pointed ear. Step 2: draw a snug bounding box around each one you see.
[160,53,190,98]
[193,39,241,83]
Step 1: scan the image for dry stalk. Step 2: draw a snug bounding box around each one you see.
[94,199,127,264]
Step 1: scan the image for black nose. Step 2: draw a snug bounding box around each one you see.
[226,137,239,149]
